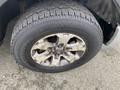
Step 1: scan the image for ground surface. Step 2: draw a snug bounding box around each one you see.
[0,21,120,90]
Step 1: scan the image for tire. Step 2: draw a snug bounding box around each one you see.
[11,1,103,73]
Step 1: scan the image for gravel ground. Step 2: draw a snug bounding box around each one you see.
[0,21,120,90]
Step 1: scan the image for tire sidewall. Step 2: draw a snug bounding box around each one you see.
[13,18,102,73]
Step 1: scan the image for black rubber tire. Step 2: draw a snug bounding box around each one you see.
[11,1,103,73]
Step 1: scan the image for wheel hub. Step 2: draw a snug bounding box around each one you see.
[31,33,86,67]
[52,43,64,55]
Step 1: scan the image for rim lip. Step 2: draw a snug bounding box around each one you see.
[30,33,87,67]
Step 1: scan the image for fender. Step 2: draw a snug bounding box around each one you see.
[85,0,120,25]
[0,0,19,43]
[0,0,120,44]
[113,0,120,23]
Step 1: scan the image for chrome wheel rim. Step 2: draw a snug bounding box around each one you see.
[31,33,86,67]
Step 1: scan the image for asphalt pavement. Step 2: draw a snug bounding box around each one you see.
[0,21,120,90]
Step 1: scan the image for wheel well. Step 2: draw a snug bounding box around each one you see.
[96,17,116,44]
[91,12,117,44]
[0,0,116,45]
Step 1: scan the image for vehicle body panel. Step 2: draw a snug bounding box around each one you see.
[0,0,19,43]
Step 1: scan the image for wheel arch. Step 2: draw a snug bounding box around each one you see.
[0,0,119,45]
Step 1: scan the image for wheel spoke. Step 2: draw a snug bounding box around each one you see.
[32,40,52,50]
[32,51,52,64]
[51,55,61,66]
[66,42,86,52]
[57,33,74,45]
[31,33,87,67]
[63,52,80,63]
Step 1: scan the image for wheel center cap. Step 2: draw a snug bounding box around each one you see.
[53,44,64,55]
